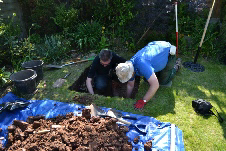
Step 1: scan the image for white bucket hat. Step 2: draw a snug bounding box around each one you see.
[170,45,176,55]
[116,61,134,83]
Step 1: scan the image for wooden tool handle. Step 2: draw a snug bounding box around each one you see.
[62,59,91,67]
[74,59,90,63]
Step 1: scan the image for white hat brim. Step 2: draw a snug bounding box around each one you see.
[117,61,134,83]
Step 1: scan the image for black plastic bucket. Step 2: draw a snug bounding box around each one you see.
[21,60,44,82]
[10,69,37,94]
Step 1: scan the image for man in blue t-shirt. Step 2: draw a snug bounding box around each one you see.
[116,41,181,109]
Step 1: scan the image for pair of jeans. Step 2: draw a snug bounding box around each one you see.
[94,70,120,96]
[94,75,110,92]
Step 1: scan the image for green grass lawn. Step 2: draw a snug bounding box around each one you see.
[6,53,226,151]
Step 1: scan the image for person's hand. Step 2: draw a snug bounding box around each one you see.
[134,100,146,110]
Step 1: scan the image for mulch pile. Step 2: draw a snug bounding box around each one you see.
[0,109,134,151]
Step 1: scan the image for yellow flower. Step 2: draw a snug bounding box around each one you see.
[102,27,105,30]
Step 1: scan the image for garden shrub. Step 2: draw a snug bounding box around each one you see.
[75,21,102,53]
[166,1,219,59]
[35,34,71,64]
[13,0,225,64]
[52,4,79,32]
[217,0,226,64]
[0,67,11,86]
[18,0,137,53]
[0,14,21,68]
[18,0,58,36]
[216,16,226,64]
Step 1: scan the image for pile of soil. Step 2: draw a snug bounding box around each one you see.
[69,66,140,105]
[0,109,133,151]
[73,94,98,105]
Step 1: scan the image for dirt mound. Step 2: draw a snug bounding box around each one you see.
[0,109,133,151]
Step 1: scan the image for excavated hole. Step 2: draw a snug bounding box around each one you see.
[69,66,140,104]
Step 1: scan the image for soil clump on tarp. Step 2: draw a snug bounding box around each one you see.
[0,109,132,151]
[69,66,140,105]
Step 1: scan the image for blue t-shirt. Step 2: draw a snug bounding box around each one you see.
[129,41,171,81]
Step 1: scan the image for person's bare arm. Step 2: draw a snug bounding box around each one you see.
[143,73,159,101]
[86,77,94,94]
[126,79,135,98]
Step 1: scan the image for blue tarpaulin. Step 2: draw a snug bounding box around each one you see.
[0,92,185,151]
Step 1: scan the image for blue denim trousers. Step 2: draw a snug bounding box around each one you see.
[94,75,110,91]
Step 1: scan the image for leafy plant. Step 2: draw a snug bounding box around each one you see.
[127,37,136,52]
[70,0,136,53]
[52,4,79,31]
[35,34,71,64]
[75,21,102,52]
[97,27,110,52]
[0,15,37,72]
[30,33,42,44]
[215,16,226,63]
[98,36,110,52]
[169,1,219,59]
[0,13,21,66]
[0,67,11,86]
[30,0,57,36]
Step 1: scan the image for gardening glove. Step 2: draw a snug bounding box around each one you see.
[134,100,146,110]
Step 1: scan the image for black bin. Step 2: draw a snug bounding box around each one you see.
[10,69,37,94]
[21,60,44,82]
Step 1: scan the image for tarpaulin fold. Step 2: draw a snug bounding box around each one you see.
[0,92,185,151]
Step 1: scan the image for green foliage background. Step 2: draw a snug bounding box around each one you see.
[1,0,226,85]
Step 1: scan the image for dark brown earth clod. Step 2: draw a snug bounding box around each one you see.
[32,121,41,129]
[144,140,152,150]
[82,108,91,119]
[7,126,16,133]
[13,120,29,132]
[26,115,45,124]
[133,136,140,144]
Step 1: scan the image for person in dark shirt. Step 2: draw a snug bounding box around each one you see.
[86,49,126,95]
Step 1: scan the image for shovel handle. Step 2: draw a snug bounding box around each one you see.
[61,59,93,67]
[117,118,131,125]
[99,115,131,125]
